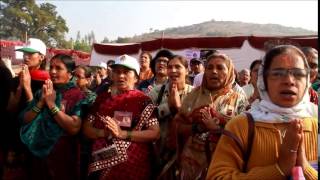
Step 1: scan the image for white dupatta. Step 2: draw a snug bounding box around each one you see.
[249,59,317,123]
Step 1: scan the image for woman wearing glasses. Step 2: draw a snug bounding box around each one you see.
[138,49,172,94]
[73,65,97,178]
[73,65,96,104]
[207,45,318,179]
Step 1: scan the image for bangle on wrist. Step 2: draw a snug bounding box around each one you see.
[275,163,286,177]
[126,130,132,141]
[50,106,60,116]
[31,105,41,113]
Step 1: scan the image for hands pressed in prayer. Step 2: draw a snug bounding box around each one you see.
[99,115,127,140]
[168,83,182,110]
[200,106,220,131]
[277,119,304,176]
[19,64,31,90]
[42,80,57,108]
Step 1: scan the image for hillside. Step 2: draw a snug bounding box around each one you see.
[127,20,317,42]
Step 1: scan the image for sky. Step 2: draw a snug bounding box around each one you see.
[37,1,318,42]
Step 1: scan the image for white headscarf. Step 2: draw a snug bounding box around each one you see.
[249,47,318,123]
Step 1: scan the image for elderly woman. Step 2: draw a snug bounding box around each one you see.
[207,45,318,180]
[242,59,263,105]
[83,54,160,180]
[238,69,251,87]
[20,54,90,179]
[301,47,318,105]
[301,47,318,84]
[175,53,248,179]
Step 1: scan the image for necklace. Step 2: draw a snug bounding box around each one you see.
[279,128,287,144]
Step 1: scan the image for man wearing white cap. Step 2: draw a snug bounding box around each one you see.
[5,38,48,179]
[8,38,48,112]
[16,38,47,71]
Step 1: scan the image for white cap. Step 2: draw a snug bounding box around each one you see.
[16,38,46,55]
[98,62,107,69]
[111,54,140,75]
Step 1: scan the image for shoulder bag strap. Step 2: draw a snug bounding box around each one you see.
[243,112,255,172]
[156,84,166,106]
[206,113,255,172]
[205,128,246,164]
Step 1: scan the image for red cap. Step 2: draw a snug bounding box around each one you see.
[30,70,50,81]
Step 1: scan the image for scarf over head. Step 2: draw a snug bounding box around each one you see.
[180,53,244,118]
[249,46,317,123]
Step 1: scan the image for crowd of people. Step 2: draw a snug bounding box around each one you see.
[0,37,318,180]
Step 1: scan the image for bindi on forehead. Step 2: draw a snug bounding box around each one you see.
[271,54,305,69]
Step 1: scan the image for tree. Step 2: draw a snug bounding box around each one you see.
[114,36,131,43]
[72,31,91,53]
[76,31,81,42]
[73,40,91,53]
[0,0,69,48]
[101,37,110,43]
[89,30,96,44]
[63,38,73,49]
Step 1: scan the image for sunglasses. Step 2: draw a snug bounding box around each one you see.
[267,68,309,80]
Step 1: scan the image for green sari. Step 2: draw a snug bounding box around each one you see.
[20,82,92,157]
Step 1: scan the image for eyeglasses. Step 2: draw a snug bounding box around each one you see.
[107,62,115,67]
[156,58,169,64]
[309,62,318,70]
[267,68,309,80]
